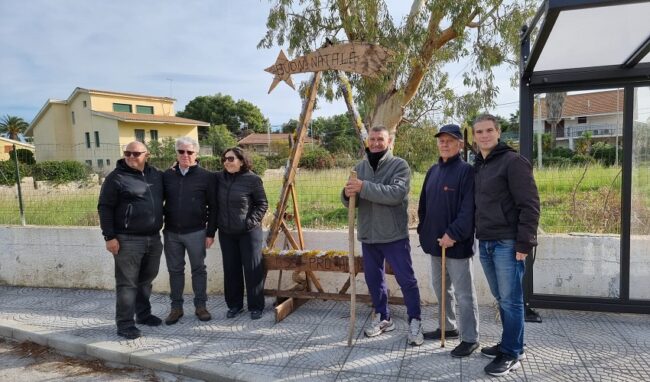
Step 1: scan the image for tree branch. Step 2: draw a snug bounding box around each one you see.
[336,0,358,41]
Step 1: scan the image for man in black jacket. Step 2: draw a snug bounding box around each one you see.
[418,124,479,357]
[473,114,540,377]
[98,141,164,339]
[162,137,217,324]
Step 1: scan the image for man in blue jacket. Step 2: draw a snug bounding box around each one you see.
[418,124,479,357]
[98,141,164,339]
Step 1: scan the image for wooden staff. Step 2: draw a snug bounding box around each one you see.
[441,245,447,348]
[347,170,358,346]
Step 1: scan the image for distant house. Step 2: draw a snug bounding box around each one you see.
[536,89,624,149]
[238,133,316,155]
[0,136,35,161]
[25,87,209,169]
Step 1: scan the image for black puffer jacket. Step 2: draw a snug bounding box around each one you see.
[98,159,164,238]
[163,163,217,237]
[215,170,268,234]
[474,142,540,254]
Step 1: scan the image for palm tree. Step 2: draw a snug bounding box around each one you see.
[0,115,29,140]
[545,92,567,149]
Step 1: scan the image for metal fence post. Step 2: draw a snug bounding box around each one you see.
[12,144,26,226]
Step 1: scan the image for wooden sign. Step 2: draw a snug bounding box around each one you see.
[265,42,394,93]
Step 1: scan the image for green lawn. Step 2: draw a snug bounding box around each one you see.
[0,165,647,234]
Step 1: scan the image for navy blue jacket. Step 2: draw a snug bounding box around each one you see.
[417,154,475,259]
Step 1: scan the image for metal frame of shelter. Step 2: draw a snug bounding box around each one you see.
[519,0,650,314]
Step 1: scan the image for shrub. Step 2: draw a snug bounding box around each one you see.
[550,147,574,159]
[590,142,620,166]
[266,155,288,169]
[571,154,595,166]
[8,148,36,165]
[543,156,572,167]
[333,155,358,169]
[249,152,268,176]
[0,159,31,185]
[299,146,335,170]
[32,160,90,184]
[198,156,222,171]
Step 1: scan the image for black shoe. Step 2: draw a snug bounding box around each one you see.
[484,353,521,376]
[451,341,479,358]
[250,310,263,320]
[117,326,141,339]
[423,328,459,340]
[226,307,244,318]
[481,343,526,360]
[136,315,162,326]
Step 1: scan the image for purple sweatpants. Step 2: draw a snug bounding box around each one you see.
[362,238,421,321]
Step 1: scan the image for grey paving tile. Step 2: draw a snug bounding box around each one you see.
[585,367,650,381]
[285,343,352,371]
[185,337,258,364]
[337,371,400,381]
[341,346,404,376]
[354,328,410,351]
[460,355,527,381]
[306,322,365,346]
[399,349,462,381]
[573,342,649,370]
[523,341,591,381]
[276,367,340,381]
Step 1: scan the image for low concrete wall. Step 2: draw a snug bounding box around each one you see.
[1,226,649,304]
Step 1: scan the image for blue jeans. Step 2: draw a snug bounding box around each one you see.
[479,239,525,358]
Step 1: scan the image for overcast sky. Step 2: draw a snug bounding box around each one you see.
[0,0,519,127]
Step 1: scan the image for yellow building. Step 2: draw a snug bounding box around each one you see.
[0,136,35,161]
[25,87,208,169]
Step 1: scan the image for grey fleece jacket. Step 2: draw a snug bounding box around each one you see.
[342,151,410,244]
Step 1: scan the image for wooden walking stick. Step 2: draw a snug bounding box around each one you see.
[347,170,358,346]
[441,245,447,348]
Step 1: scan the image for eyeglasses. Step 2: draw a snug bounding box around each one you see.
[177,150,195,155]
[223,156,236,162]
[123,151,145,158]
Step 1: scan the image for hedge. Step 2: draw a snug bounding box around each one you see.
[31,160,90,184]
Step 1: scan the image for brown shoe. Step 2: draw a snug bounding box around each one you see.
[195,306,212,321]
[165,308,184,325]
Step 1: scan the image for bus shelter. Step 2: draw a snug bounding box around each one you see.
[519,0,650,314]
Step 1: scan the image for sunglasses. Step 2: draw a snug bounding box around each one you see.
[223,156,237,162]
[123,151,145,158]
[177,149,195,155]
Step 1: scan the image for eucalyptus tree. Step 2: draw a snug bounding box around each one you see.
[258,0,536,136]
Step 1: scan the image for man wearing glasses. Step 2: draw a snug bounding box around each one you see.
[162,137,218,324]
[98,141,165,339]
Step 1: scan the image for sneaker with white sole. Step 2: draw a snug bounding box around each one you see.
[407,318,424,346]
[481,342,526,360]
[484,353,521,376]
[364,315,395,337]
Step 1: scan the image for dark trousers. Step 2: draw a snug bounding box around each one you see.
[218,227,265,311]
[362,238,421,321]
[163,229,208,309]
[114,233,163,330]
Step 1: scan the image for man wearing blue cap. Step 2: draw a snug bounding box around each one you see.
[418,124,480,357]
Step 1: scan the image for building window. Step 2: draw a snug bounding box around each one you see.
[71,111,76,124]
[106,159,111,166]
[113,103,132,113]
[83,100,87,108]
[85,132,91,148]
[85,160,92,167]
[136,105,154,114]
[97,159,104,168]
[94,131,100,147]
[135,129,145,143]
[150,130,159,141]
[578,116,587,124]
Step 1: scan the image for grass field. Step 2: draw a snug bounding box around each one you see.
[0,165,648,234]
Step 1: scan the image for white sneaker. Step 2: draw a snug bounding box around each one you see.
[364,315,395,337]
[408,318,424,346]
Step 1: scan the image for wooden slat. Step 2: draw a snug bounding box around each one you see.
[274,297,308,323]
[265,289,405,305]
[305,271,325,293]
[290,184,305,249]
[279,221,300,249]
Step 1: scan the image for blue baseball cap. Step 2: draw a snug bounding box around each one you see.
[434,124,463,140]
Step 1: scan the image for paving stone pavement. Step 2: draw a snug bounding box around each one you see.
[0,286,649,381]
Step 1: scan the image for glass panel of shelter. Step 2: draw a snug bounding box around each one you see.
[532,88,623,299]
[630,86,650,301]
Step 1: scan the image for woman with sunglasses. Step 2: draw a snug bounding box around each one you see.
[215,147,268,319]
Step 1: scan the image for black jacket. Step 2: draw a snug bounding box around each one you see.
[418,154,475,259]
[98,159,164,238]
[215,170,268,234]
[163,163,217,237]
[474,142,540,254]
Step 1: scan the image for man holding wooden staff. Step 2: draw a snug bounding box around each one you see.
[417,124,480,357]
[342,126,423,346]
